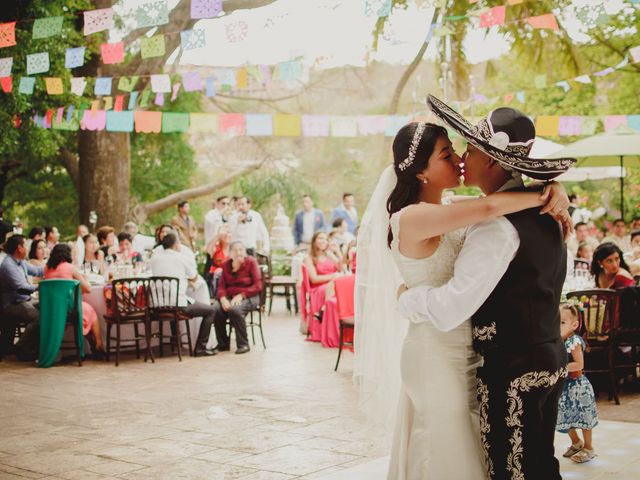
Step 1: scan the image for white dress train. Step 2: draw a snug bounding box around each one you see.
[387,210,486,480]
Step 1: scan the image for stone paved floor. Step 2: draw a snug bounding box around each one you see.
[1,299,638,480]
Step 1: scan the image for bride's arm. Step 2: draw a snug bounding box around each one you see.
[400,186,569,245]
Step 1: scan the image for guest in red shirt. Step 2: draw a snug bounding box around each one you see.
[212,241,262,354]
[592,242,635,289]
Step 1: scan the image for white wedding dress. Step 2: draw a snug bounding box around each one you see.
[387,209,486,480]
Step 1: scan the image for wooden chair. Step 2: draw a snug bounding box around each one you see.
[225,267,269,349]
[567,289,621,404]
[333,274,356,371]
[38,279,83,367]
[105,278,153,367]
[146,276,193,361]
[248,267,268,349]
[615,286,640,391]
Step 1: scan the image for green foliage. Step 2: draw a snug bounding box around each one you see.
[0,0,96,234]
[234,168,316,224]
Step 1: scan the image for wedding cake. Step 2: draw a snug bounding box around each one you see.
[270,204,294,251]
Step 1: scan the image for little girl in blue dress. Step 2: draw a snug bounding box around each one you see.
[557,303,598,463]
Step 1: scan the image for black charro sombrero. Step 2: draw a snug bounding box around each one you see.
[426,94,576,180]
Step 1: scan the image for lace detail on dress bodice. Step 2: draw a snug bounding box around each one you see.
[390,207,466,289]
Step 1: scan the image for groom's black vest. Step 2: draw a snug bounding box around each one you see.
[471,204,567,372]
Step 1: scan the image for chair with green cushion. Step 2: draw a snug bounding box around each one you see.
[38,279,84,368]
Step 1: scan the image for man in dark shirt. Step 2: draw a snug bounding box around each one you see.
[0,235,44,359]
[213,241,262,354]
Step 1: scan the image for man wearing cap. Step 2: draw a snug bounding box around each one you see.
[398,95,576,480]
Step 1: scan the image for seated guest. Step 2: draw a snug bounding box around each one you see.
[28,239,48,269]
[153,224,174,254]
[574,241,594,271]
[330,217,355,254]
[82,234,105,275]
[27,226,44,250]
[624,230,640,277]
[44,244,105,356]
[213,241,262,354]
[124,221,155,254]
[153,224,195,258]
[345,233,357,274]
[74,225,89,267]
[97,226,117,260]
[602,219,632,252]
[150,233,218,357]
[117,232,143,264]
[592,242,635,289]
[304,231,344,321]
[44,225,60,252]
[0,235,43,360]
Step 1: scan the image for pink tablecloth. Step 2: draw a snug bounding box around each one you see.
[307,297,344,348]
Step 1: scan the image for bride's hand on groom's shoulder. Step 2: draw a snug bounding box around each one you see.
[538,182,569,215]
[537,182,573,240]
[397,283,408,300]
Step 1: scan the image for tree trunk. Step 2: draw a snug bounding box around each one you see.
[78,131,131,229]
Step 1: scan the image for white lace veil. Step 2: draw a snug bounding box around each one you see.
[354,165,408,442]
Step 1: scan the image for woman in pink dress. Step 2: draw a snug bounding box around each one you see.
[45,244,105,356]
[303,231,345,342]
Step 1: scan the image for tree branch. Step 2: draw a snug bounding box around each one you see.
[132,160,265,223]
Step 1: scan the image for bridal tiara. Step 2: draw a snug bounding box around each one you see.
[398,122,426,171]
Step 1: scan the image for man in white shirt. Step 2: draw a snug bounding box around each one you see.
[204,196,230,246]
[399,99,575,478]
[602,218,632,252]
[150,233,218,356]
[124,221,155,254]
[229,196,270,255]
[566,221,599,258]
[74,224,89,266]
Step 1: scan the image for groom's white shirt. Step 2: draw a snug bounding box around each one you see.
[397,178,523,331]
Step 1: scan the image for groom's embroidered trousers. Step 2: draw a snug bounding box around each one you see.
[477,343,567,480]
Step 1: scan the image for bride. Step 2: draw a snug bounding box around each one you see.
[354,121,570,479]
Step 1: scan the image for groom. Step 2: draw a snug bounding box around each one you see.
[398,96,576,480]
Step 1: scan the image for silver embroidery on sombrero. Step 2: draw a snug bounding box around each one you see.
[427,96,576,174]
[505,367,568,480]
[477,378,495,477]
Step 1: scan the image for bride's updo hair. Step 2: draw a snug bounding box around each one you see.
[386,122,448,248]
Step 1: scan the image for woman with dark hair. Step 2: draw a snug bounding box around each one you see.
[304,230,345,324]
[591,242,634,289]
[357,121,572,479]
[28,239,48,268]
[82,233,105,274]
[44,244,104,356]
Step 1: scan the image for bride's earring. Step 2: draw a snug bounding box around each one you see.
[423,177,429,184]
